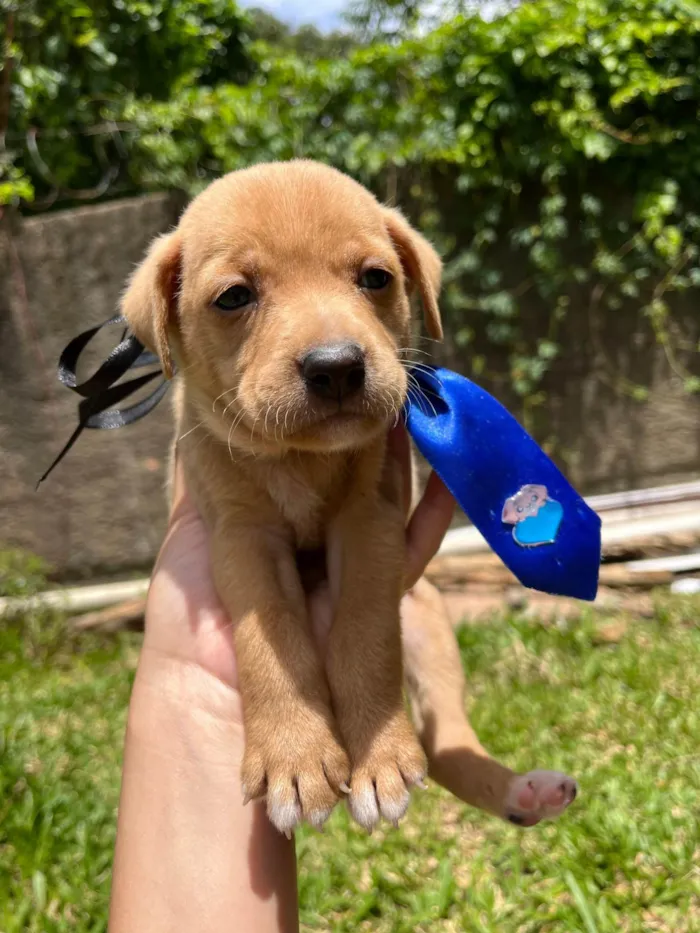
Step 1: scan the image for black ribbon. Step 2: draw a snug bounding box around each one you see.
[37,315,171,487]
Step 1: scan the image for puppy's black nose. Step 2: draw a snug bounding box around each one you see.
[301,343,365,401]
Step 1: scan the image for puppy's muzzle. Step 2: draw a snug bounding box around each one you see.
[300,342,365,403]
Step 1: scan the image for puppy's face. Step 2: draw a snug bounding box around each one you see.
[123,161,442,454]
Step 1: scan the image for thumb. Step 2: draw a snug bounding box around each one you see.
[404,471,455,590]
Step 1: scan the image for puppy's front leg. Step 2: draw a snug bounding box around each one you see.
[326,501,427,830]
[211,525,350,835]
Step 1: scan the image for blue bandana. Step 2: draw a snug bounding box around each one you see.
[39,317,602,601]
[406,368,601,601]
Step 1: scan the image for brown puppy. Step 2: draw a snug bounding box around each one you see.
[123,160,577,834]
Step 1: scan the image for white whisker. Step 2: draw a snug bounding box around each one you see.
[405,362,443,386]
[227,418,236,464]
[263,403,273,438]
[223,391,243,417]
[212,386,238,412]
[407,383,438,419]
[396,346,432,359]
[226,406,248,461]
[249,410,262,443]
[178,420,205,442]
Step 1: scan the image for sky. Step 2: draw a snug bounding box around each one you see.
[239,0,347,30]
[238,1,506,32]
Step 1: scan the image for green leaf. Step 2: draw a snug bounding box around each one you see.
[564,871,599,933]
[32,871,47,910]
[581,131,616,161]
[538,340,559,360]
[654,226,683,261]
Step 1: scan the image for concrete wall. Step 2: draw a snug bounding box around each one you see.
[438,302,700,496]
[1,194,699,578]
[1,195,181,579]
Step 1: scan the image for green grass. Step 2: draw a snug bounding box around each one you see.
[1,596,699,932]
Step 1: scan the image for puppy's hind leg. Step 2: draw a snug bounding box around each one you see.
[402,579,578,827]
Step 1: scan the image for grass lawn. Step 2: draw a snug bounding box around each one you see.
[1,593,699,932]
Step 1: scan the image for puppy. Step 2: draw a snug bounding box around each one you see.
[123,160,577,834]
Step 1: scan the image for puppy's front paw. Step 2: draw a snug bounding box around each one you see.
[241,715,350,837]
[505,769,578,827]
[346,714,427,831]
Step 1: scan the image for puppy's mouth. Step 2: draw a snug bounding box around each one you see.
[314,410,366,427]
[283,397,397,450]
[221,392,401,454]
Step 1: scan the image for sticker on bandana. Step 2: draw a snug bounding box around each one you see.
[501,484,563,547]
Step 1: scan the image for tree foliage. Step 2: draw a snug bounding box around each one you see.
[127,0,700,405]
[3,0,700,410]
[0,0,251,202]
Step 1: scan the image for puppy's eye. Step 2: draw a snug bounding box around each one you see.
[359,268,392,290]
[214,285,254,312]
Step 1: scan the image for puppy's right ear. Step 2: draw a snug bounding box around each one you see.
[121,231,181,379]
[382,207,443,341]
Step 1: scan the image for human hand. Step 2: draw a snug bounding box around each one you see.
[111,427,455,933]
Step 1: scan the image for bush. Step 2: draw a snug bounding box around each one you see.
[0,0,252,205]
[126,0,700,407]
[5,0,700,411]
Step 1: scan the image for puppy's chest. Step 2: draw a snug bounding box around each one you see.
[265,469,335,547]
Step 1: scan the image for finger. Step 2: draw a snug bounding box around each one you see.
[386,422,413,517]
[405,471,456,589]
[153,453,209,581]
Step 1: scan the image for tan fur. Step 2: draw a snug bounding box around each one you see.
[122,160,552,833]
[402,579,518,817]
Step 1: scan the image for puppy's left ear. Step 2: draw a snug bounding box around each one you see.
[383,207,443,340]
[120,230,181,379]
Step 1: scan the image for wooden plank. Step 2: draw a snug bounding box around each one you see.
[3,480,699,622]
[439,509,700,557]
[426,554,672,589]
[625,551,700,574]
[0,578,149,618]
[586,480,700,512]
[71,598,146,632]
[442,587,655,624]
[599,565,672,587]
